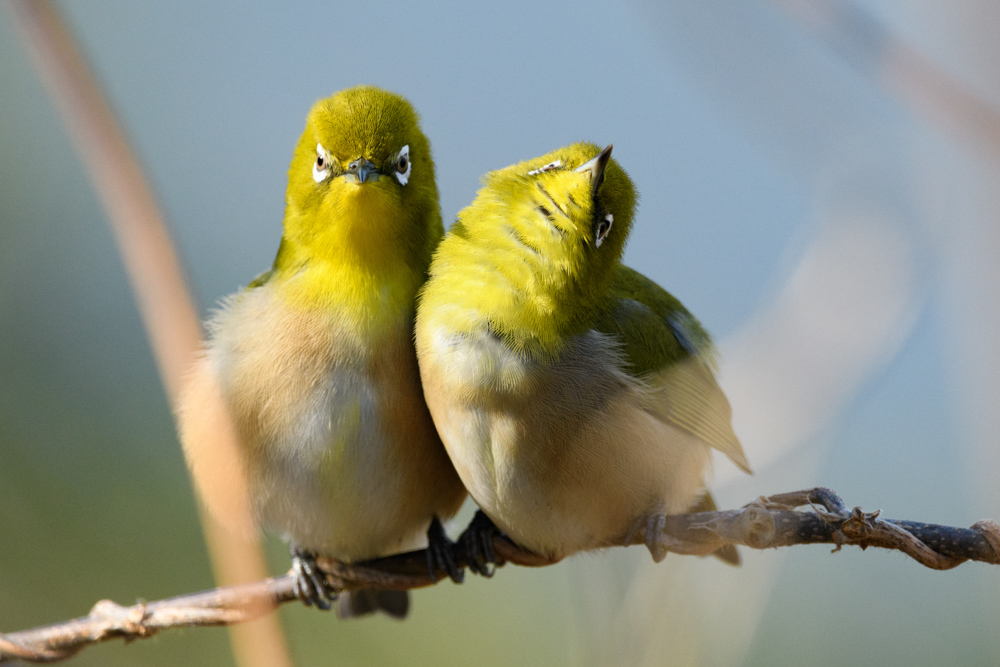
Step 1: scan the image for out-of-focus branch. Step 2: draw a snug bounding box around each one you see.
[771,0,1000,162]
[4,0,201,401]
[4,3,290,666]
[2,488,997,663]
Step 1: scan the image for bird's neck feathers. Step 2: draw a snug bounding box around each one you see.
[271,190,434,318]
[430,215,610,360]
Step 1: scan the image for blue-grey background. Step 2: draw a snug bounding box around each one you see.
[2,1,999,665]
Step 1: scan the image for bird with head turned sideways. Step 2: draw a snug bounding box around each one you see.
[177,86,466,617]
[415,143,751,568]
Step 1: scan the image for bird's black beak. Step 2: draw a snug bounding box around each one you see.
[575,144,613,194]
[346,157,381,184]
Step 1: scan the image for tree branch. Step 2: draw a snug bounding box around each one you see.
[2,488,998,663]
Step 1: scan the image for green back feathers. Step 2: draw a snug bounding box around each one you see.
[596,266,750,473]
[595,268,750,473]
[597,265,713,377]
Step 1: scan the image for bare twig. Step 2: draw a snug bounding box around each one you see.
[2,488,997,664]
[629,487,1000,570]
[0,580,295,664]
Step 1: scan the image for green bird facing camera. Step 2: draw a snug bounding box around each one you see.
[178,86,466,617]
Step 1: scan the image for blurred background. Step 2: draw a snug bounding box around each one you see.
[2,1,999,664]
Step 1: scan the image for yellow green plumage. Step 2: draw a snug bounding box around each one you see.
[416,142,749,562]
[178,86,465,616]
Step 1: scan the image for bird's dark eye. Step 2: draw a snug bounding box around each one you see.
[595,213,613,247]
[394,144,412,185]
[313,143,331,183]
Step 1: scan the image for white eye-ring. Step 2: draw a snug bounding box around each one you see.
[313,144,331,183]
[528,160,562,176]
[394,145,411,185]
[595,213,613,247]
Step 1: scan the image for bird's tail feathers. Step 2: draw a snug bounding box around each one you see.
[336,589,410,619]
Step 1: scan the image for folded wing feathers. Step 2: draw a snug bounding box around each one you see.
[649,360,752,474]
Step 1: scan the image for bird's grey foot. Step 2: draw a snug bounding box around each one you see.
[291,546,336,610]
[639,513,726,563]
[426,516,464,583]
[459,510,500,577]
[644,514,670,563]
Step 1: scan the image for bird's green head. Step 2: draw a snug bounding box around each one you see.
[437,143,637,353]
[280,86,441,275]
[483,142,636,279]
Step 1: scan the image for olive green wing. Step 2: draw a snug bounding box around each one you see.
[596,266,751,474]
[246,268,275,289]
[246,238,295,289]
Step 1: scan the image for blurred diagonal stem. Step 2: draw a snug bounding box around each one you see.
[1,488,998,663]
[772,0,1000,162]
[4,2,291,666]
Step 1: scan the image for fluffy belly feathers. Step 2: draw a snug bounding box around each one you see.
[418,325,712,560]
[181,284,465,561]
